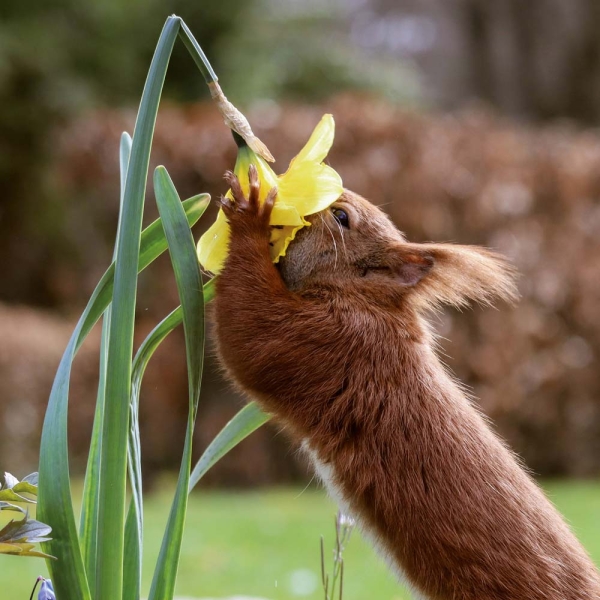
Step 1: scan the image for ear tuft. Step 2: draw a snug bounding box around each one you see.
[394,252,434,287]
[387,242,519,311]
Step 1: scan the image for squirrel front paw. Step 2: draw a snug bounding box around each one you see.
[220,165,277,240]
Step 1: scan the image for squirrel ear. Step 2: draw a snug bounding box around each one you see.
[396,242,519,309]
[386,247,435,287]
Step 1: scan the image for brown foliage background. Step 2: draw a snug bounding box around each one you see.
[2,95,600,483]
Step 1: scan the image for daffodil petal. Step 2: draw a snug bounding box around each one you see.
[196,209,230,274]
[270,203,304,227]
[270,223,306,263]
[278,162,343,216]
[197,114,343,272]
[291,114,335,164]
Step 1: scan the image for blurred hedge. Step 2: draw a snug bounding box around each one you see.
[2,96,600,482]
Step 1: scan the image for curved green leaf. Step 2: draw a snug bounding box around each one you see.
[81,130,132,598]
[38,196,208,599]
[189,402,270,492]
[0,502,25,514]
[124,276,217,598]
[123,305,181,600]
[147,166,205,600]
[0,473,37,504]
[37,194,210,600]
[95,18,182,600]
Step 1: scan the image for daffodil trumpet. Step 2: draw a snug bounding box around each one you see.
[196,114,344,275]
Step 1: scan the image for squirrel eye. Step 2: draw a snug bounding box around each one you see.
[332,207,350,229]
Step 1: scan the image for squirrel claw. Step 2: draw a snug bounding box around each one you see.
[264,185,278,213]
[222,168,277,233]
[248,164,260,210]
[223,170,247,211]
[217,194,235,213]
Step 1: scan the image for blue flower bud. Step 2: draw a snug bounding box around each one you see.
[38,579,55,600]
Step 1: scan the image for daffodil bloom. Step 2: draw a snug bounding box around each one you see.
[197,114,343,274]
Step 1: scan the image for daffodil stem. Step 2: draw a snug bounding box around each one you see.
[175,14,274,162]
[177,17,218,84]
[232,130,247,148]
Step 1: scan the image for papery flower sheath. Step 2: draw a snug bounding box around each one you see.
[197,114,343,274]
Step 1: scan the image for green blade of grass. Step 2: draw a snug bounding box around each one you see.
[95,18,181,600]
[80,131,132,597]
[189,402,270,492]
[148,166,204,600]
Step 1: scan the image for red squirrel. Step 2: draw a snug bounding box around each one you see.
[214,166,600,599]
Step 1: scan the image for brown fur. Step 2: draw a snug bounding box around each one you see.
[214,166,600,599]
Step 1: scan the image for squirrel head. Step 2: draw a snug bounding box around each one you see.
[278,189,519,312]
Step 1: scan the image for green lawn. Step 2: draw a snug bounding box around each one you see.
[3,481,599,599]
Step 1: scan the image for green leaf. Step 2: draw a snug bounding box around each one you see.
[0,490,34,504]
[136,194,209,276]
[81,130,132,598]
[95,18,181,600]
[36,16,218,600]
[189,402,270,492]
[0,542,55,560]
[124,278,216,596]
[36,190,208,598]
[0,502,25,513]
[21,473,39,486]
[38,196,208,598]
[0,514,55,559]
[12,482,37,496]
[37,325,92,596]
[0,473,37,504]
[202,277,217,304]
[124,304,181,600]
[122,495,142,600]
[147,166,205,600]
[0,517,52,544]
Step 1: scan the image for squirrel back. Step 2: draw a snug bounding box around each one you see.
[214,174,600,600]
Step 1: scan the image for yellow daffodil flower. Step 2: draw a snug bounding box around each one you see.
[197,114,343,274]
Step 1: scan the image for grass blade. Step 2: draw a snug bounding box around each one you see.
[81,131,132,597]
[189,402,270,492]
[95,17,181,600]
[148,166,204,600]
